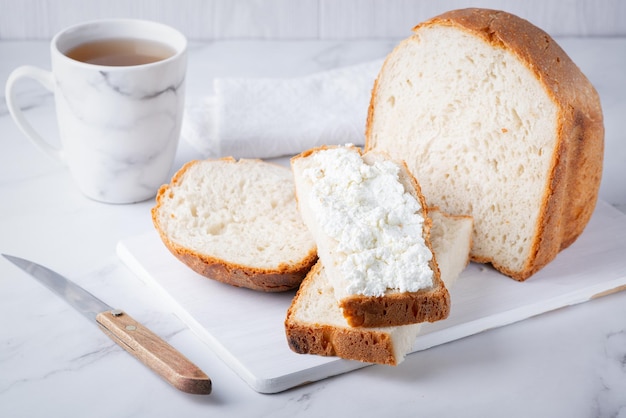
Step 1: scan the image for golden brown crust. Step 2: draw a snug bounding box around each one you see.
[284,262,401,365]
[366,8,604,281]
[152,158,318,292]
[285,322,399,365]
[292,145,449,326]
[424,8,604,281]
[340,158,448,327]
[156,232,317,292]
[340,284,449,328]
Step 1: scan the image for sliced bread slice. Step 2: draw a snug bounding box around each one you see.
[291,145,449,327]
[152,158,317,292]
[365,8,603,281]
[285,210,473,365]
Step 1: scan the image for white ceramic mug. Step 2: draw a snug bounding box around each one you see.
[5,19,187,204]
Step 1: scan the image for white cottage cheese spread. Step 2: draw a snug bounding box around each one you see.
[303,147,433,297]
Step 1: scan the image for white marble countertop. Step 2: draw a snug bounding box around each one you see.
[1,37,625,417]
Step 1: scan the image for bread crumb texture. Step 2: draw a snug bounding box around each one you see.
[153,159,316,271]
[373,25,556,271]
[366,8,603,279]
[301,147,434,296]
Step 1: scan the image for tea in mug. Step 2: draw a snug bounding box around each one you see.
[65,38,176,66]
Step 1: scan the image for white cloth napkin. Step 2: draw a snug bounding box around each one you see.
[182,59,384,159]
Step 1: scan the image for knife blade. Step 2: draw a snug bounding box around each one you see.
[2,254,212,395]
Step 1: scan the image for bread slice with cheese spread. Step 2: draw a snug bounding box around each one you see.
[291,145,450,327]
[152,158,317,292]
[285,210,473,365]
[365,8,604,281]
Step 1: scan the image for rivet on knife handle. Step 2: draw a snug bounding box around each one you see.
[96,310,212,395]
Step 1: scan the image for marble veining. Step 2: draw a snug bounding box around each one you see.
[592,330,626,417]
[98,70,185,101]
[1,38,625,417]
[50,59,185,203]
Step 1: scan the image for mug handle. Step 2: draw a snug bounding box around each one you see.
[5,65,65,162]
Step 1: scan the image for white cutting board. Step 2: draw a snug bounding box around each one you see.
[117,200,626,393]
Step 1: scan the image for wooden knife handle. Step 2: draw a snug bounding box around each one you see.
[96,309,212,395]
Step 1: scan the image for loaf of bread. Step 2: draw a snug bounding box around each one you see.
[291,145,450,327]
[365,8,604,281]
[285,210,473,365]
[152,158,317,292]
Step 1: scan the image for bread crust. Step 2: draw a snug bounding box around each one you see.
[284,210,473,365]
[285,262,401,365]
[152,158,318,292]
[291,145,450,326]
[343,152,449,326]
[365,8,604,281]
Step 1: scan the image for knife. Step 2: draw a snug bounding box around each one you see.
[2,254,212,395]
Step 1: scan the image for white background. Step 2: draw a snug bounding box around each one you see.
[1,0,624,40]
[1,2,626,417]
